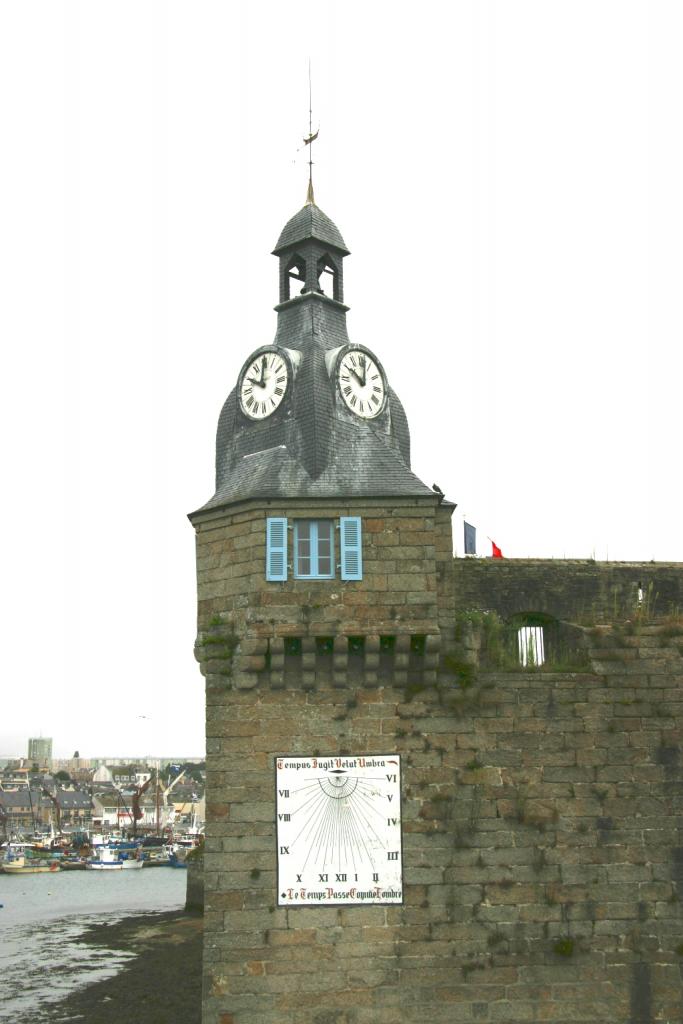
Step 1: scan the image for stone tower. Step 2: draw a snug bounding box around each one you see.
[190,195,455,1023]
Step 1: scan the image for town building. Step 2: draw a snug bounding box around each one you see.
[91,792,167,831]
[0,763,30,790]
[0,788,92,831]
[27,737,52,767]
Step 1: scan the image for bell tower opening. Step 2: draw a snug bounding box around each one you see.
[284,254,306,301]
[316,253,341,301]
[273,202,350,307]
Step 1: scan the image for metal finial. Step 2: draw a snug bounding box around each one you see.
[303,60,318,205]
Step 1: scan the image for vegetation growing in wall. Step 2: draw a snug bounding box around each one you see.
[452,609,591,674]
[185,836,205,862]
[553,937,575,957]
[195,617,239,681]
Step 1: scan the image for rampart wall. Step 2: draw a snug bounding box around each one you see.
[199,553,683,1024]
[451,558,683,623]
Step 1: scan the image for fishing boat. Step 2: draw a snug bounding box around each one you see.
[86,842,145,871]
[86,845,123,870]
[1,849,59,874]
[140,836,174,865]
[120,855,145,870]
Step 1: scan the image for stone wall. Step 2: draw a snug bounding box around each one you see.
[200,612,683,1024]
[186,854,205,912]
[452,559,683,624]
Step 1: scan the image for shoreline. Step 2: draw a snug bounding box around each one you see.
[40,908,203,1023]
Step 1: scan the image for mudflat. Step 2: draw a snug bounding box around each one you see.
[43,909,202,1024]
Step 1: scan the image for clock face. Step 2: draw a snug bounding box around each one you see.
[239,350,289,420]
[275,754,403,906]
[337,348,386,419]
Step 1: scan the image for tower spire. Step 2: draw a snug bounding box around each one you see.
[303,60,318,205]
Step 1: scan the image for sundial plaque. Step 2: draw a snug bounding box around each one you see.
[275,754,403,906]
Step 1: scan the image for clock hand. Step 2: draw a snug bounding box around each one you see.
[260,355,268,384]
[247,376,266,388]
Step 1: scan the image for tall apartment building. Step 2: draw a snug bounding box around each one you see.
[27,736,52,766]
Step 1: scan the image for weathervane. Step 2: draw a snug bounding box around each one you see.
[303,60,318,205]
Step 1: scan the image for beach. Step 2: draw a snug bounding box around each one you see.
[38,909,203,1024]
[0,869,201,1023]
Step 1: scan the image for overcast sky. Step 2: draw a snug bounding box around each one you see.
[1,2,681,759]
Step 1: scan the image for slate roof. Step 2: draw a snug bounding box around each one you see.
[56,792,92,810]
[191,203,437,516]
[0,790,50,808]
[273,203,349,255]
[0,789,92,810]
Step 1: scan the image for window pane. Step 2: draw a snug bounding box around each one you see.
[298,554,311,575]
[316,521,333,576]
[294,521,311,577]
[298,522,311,543]
[317,552,332,575]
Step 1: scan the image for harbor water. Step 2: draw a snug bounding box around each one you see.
[0,867,186,1021]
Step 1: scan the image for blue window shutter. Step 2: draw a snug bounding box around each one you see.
[340,516,363,581]
[266,517,288,581]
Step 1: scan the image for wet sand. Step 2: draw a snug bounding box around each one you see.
[42,910,202,1024]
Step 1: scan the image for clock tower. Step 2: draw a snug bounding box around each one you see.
[202,199,436,508]
[191,193,455,1024]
